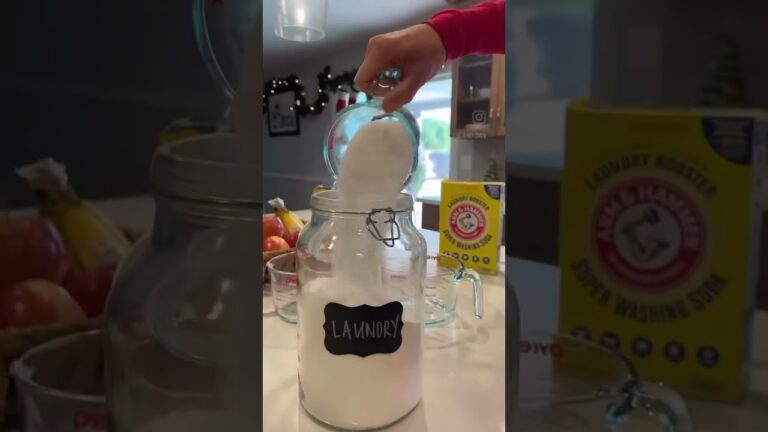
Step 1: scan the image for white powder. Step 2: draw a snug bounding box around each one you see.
[331,119,414,286]
[298,277,422,430]
[336,120,413,204]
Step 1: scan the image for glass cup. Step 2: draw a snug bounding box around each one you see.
[514,331,694,431]
[274,0,328,42]
[13,330,107,432]
[423,253,483,327]
[267,252,298,323]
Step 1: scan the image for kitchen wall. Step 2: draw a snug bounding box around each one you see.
[1,0,228,209]
[262,42,368,210]
[451,138,505,182]
[263,50,507,210]
[262,0,504,211]
[592,0,768,107]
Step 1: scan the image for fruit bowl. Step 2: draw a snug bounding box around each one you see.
[262,218,307,283]
[0,225,142,426]
[262,206,307,284]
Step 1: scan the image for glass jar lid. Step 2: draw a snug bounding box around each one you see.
[323,69,421,189]
[150,133,261,206]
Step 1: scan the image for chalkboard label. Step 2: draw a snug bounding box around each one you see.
[323,302,404,357]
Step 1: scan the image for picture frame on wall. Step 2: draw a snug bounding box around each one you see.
[267,90,300,136]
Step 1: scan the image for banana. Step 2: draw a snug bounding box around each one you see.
[268,197,304,234]
[17,159,131,271]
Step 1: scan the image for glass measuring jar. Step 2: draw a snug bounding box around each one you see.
[296,190,427,430]
[104,133,261,432]
[424,253,484,327]
[514,331,694,431]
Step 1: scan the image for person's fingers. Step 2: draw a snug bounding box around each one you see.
[355,36,393,94]
[381,73,426,113]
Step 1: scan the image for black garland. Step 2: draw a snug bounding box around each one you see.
[263,66,359,116]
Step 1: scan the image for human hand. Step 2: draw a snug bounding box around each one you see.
[355,24,446,113]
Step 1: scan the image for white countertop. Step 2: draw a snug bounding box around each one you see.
[263,235,766,431]
[31,195,765,431]
[263,229,507,432]
[508,259,768,432]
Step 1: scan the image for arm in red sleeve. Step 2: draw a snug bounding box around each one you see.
[425,0,505,60]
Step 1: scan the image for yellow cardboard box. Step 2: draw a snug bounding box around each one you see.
[439,181,504,275]
[559,100,766,402]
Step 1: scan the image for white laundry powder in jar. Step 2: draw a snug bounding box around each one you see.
[298,277,422,430]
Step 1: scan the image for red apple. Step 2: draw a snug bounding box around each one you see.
[0,279,86,328]
[283,231,299,248]
[263,235,290,252]
[262,216,285,239]
[0,216,70,288]
[63,264,116,317]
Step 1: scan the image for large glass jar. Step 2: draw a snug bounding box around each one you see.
[297,191,427,430]
[297,68,427,430]
[104,134,261,432]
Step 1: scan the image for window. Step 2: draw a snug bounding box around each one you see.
[403,71,453,199]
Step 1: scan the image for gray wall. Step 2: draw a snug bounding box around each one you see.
[1,0,229,209]
[591,0,768,107]
[262,43,368,211]
[262,53,507,211]
[451,137,506,181]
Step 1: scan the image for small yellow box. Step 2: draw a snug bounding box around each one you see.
[559,100,766,402]
[439,181,504,275]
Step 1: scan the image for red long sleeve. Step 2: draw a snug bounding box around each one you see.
[425,0,505,60]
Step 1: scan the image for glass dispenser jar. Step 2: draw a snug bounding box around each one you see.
[296,70,427,430]
[104,134,261,432]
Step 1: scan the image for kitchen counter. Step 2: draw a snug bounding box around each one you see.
[9,195,763,431]
[508,258,768,431]
[263,226,507,431]
[90,196,768,431]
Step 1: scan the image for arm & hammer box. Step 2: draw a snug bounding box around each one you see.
[559,100,766,402]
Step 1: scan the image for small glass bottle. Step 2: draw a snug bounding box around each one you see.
[104,134,261,432]
[296,70,427,430]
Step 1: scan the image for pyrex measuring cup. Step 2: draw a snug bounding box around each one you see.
[267,251,298,323]
[13,330,107,432]
[515,331,694,431]
[424,253,483,327]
